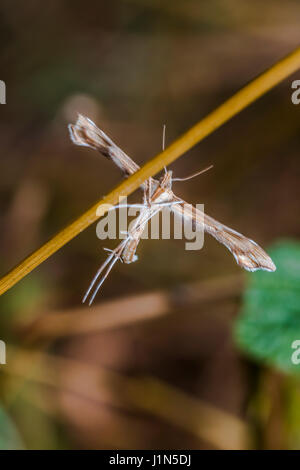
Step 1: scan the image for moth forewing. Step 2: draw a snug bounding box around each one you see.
[68,114,157,192]
[171,199,276,272]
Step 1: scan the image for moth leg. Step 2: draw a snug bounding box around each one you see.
[87,255,119,305]
[83,239,128,304]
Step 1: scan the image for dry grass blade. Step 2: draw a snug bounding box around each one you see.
[21,274,243,341]
[2,347,250,449]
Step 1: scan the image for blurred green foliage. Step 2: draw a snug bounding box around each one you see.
[1,274,45,319]
[0,405,24,450]
[235,240,300,375]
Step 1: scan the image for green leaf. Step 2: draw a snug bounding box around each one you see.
[235,240,300,375]
[0,405,24,450]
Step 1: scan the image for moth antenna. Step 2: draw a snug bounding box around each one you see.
[162,124,166,151]
[173,164,214,182]
[162,124,167,175]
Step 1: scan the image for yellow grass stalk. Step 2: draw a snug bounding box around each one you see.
[1,46,300,296]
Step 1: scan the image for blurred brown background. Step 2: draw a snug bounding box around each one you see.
[0,0,300,450]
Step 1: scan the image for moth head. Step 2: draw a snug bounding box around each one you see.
[159,170,173,190]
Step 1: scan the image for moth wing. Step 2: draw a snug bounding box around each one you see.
[172,200,276,272]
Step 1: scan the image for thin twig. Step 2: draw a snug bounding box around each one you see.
[1,46,300,296]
